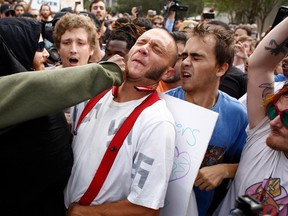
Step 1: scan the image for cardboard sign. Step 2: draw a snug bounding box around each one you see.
[159,94,218,216]
[29,0,83,12]
[31,0,61,12]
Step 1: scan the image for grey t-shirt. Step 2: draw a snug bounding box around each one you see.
[214,117,288,215]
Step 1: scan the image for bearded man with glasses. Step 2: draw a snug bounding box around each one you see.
[214,17,288,216]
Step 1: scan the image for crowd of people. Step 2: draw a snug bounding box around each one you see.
[0,0,288,215]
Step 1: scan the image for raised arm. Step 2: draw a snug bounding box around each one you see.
[247,17,288,129]
[0,62,123,130]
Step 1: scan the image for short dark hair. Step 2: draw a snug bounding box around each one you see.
[0,3,9,13]
[207,20,230,31]
[132,17,153,31]
[79,11,101,30]
[89,0,105,11]
[14,4,25,11]
[170,31,187,45]
[235,25,252,36]
[20,12,35,19]
[107,23,146,50]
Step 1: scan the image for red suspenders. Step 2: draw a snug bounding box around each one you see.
[75,89,160,205]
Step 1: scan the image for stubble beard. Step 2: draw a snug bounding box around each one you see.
[163,73,181,84]
[145,66,168,81]
[266,130,288,154]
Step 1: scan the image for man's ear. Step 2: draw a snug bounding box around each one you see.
[161,67,175,80]
[90,48,95,56]
[96,31,102,40]
[216,63,229,77]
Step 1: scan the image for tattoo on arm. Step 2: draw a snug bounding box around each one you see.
[265,39,288,56]
[259,82,274,100]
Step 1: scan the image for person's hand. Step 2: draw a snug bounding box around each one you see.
[66,203,99,216]
[66,202,82,216]
[130,6,139,20]
[107,54,126,80]
[235,41,249,61]
[131,7,138,16]
[194,164,228,191]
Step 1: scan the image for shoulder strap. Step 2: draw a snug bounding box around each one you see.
[74,89,110,135]
[79,90,160,205]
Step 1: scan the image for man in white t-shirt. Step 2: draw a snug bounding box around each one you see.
[65,28,178,216]
[214,17,288,216]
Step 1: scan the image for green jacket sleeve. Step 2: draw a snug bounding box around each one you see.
[0,62,123,130]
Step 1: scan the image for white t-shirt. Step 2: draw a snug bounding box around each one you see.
[70,101,87,133]
[214,117,288,215]
[64,90,176,209]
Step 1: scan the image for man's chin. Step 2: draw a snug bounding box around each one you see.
[266,133,288,152]
[96,15,103,21]
[266,132,279,148]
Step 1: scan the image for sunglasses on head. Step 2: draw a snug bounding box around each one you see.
[266,103,288,129]
[37,41,45,52]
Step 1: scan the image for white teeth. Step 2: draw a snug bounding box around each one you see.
[182,72,191,77]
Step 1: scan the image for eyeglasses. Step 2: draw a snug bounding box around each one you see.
[266,103,288,128]
[37,41,45,52]
[153,22,163,25]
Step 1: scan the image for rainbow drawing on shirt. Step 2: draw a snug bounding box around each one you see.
[200,145,226,167]
[245,178,288,216]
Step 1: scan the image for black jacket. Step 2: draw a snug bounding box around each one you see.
[0,17,73,216]
[219,66,247,99]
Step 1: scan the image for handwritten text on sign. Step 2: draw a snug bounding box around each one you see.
[159,94,218,216]
[31,0,60,12]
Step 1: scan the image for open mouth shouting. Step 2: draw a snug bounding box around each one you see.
[69,57,79,66]
[181,71,192,79]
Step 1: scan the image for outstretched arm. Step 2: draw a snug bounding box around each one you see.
[247,17,288,129]
[0,61,124,130]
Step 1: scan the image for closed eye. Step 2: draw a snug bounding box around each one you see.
[181,53,188,60]
[152,45,162,54]
[61,41,71,45]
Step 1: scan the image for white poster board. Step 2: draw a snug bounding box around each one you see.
[159,94,218,216]
[31,0,61,12]
[30,0,84,12]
